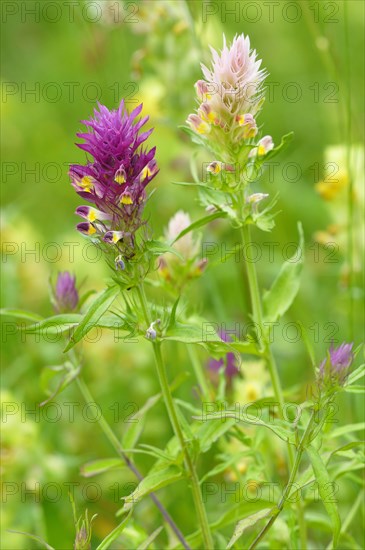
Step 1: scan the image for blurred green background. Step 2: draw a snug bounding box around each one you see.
[1,1,364,548]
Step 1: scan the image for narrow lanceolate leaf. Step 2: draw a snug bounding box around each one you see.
[195,417,237,453]
[123,464,183,511]
[185,500,273,548]
[137,526,163,550]
[171,180,208,190]
[344,385,365,393]
[346,363,365,385]
[39,363,80,406]
[96,511,132,550]
[7,531,54,550]
[122,392,161,450]
[263,222,304,323]
[227,508,272,549]
[307,445,341,548]
[259,131,294,163]
[171,212,227,245]
[23,314,82,335]
[331,422,365,439]
[81,458,125,478]
[0,308,44,322]
[145,240,183,259]
[197,412,294,444]
[64,286,119,352]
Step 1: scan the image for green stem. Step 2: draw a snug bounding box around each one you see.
[77,376,127,455]
[136,284,214,549]
[75,375,190,550]
[240,223,306,549]
[344,1,354,342]
[240,224,285,412]
[249,412,316,550]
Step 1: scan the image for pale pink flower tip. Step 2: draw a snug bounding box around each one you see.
[201,34,267,115]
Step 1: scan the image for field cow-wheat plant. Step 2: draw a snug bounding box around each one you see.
[1,1,364,549]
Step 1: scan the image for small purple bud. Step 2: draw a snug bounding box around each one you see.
[146,319,160,340]
[146,327,157,340]
[115,255,125,270]
[319,342,354,388]
[54,272,79,313]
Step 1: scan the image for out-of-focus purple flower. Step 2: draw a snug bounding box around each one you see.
[69,100,158,258]
[208,330,239,382]
[319,342,354,388]
[54,272,79,313]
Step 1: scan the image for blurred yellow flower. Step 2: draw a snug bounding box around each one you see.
[315,169,348,201]
[233,359,270,403]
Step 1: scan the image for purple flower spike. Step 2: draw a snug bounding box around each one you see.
[54,272,79,313]
[69,100,158,256]
[319,342,354,388]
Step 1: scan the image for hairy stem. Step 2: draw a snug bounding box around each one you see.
[75,376,190,549]
[136,284,214,549]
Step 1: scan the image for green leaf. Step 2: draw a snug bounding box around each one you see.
[164,318,232,353]
[331,423,365,439]
[164,322,214,344]
[96,511,132,550]
[164,317,246,358]
[64,286,119,352]
[7,531,54,550]
[78,289,97,309]
[261,131,294,162]
[167,296,180,332]
[198,412,294,444]
[195,417,237,453]
[122,393,161,450]
[307,445,341,548]
[346,363,365,385]
[227,508,272,549]
[94,313,132,331]
[263,222,304,323]
[171,212,227,245]
[81,458,125,478]
[344,385,365,393]
[329,441,365,460]
[145,240,183,259]
[178,124,207,147]
[172,180,209,190]
[0,308,43,322]
[138,444,176,462]
[137,526,163,550]
[184,500,273,548]
[124,464,183,511]
[23,314,82,335]
[39,362,80,406]
[229,340,261,356]
[200,452,251,483]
